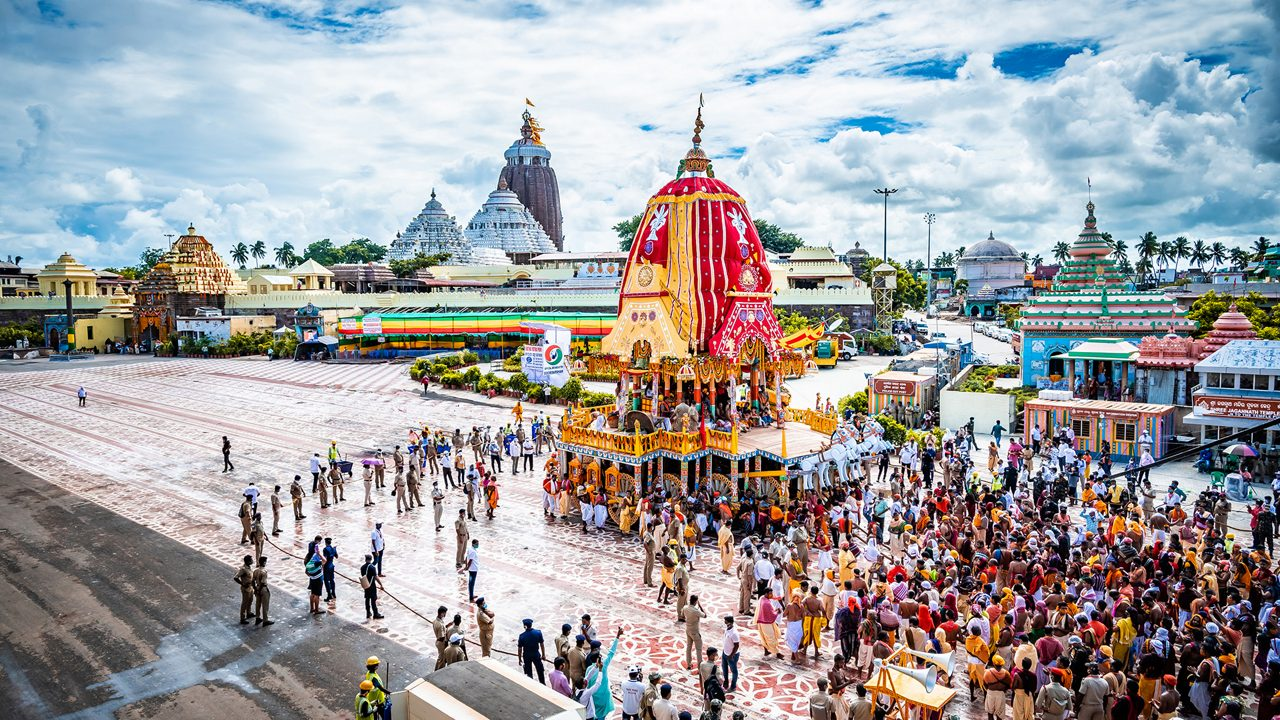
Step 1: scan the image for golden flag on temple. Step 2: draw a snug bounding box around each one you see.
[525,98,536,107]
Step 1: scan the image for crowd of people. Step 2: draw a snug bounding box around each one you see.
[222,388,1277,720]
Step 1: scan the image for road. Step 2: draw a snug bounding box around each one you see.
[904,310,1018,365]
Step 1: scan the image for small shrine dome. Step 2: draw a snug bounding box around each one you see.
[962,232,1021,262]
[1199,303,1257,358]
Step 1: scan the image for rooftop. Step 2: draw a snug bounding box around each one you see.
[1194,339,1280,375]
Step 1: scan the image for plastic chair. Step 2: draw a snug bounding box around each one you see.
[1209,471,1225,489]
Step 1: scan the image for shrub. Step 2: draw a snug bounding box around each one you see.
[0,318,43,348]
[429,362,449,378]
[502,355,522,372]
[440,371,463,387]
[552,377,584,403]
[272,333,297,359]
[526,383,544,400]
[476,373,507,393]
[580,390,616,407]
[507,372,528,394]
[838,390,868,416]
[874,413,907,446]
[461,366,482,384]
[461,350,479,365]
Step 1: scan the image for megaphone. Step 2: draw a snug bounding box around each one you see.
[886,662,938,692]
[902,647,957,676]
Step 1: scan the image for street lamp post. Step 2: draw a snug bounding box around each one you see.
[873,187,897,261]
[923,212,936,307]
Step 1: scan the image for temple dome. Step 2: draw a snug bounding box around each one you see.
[464,178,556,260]
[389,189,471,264]
[1199,303,1257,358]
[961,232,1021,261]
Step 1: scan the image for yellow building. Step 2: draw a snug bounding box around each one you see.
[288,259,335,290]
[36,253,99,296]
[247,271,295,295]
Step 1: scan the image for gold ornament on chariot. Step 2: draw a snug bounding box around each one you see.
[738,265,760,291]
[637,265,655,288]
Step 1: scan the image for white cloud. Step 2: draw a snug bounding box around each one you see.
[0,0,1275,271]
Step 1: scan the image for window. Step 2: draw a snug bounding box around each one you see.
[1071,418,1092,439]
[1113,422,1136,443]
[1206,372,1222,388]
[1239,374,1255,390]
[86,326,94,341]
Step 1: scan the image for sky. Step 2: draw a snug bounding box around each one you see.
[1,0,1278,270]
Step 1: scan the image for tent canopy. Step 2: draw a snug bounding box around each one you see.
[1051,338,1139,362]
[273,326,294,336]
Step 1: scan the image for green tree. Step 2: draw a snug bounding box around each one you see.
[1254,236,1272,262]
[389,252,452,278]
[614,214,642,251]
[1170,236,1190,272]
[1137,231,1159,282]
[1186,290,1277,339]
[934,251,955,268]
[338,238,387,264]
[250,240,267,267]
[1188,239,1209,274]
[135,247,166,277]
[1230,247,1252,270]
[861,257,926,310]
[302,239,339,265]
[1030,254,1043,269]
[1209,242,1227,270]
[230,242,250,268]
[773,308,816,334]
[101,266,139,279]
[1052,242,1070,264]
[955,246,966,259]
[274,242,296,267]
[753,219,804,254]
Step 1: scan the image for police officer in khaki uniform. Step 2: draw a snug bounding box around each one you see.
[672,553,690,622]
[640,671,662,720]
[249,513,266,560]
[238,497,253,544]
[476,597,495,656]
[252,556,273,625]
[270,485,282,535]
[394,471,410,514]
[374,450,386,489]
[234,555,254,624]
[455,510,470,567]
[432,606,449,669]
[406,463,422,509]
[289,475,306,520]
[683,594,706,669]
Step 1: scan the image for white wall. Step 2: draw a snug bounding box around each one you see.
[940,366,1017,435]
[176,318,231,343]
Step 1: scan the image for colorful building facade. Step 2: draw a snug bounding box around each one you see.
[1023,398,1175,460]
[1015,202,1196,385]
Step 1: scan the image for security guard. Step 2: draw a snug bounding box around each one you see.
[234,555,254,624]
[355,680,376,720]
[364,656,390,720]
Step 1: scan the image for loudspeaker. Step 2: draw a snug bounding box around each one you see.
[886,663,938,692]
[902,647,957,676]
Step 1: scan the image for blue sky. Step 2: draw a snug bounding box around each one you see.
[1,0,1277,268]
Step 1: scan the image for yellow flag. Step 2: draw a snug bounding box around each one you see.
[525,97,536,107]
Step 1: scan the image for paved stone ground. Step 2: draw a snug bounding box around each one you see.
[0,459,435,719]
[0,357,1260,719]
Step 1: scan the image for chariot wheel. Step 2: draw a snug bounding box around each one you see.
[706,472,735,501]
[763,477,788,505]
[662,472,684,498]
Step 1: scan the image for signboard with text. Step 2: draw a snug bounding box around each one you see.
[1192,393,1280,420]
[872,378,916,396]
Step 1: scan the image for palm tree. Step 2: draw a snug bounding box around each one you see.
[1189,239,1209,274]
[230,242,249,269]
[955,246,966,260]
[1137,231,1159,280]
[1210,242,1228,270]
[1111,238,1129,266]
[1170,236,1190,272]
[250,240,267,267]
[1031,254,1043,269]
[1135,256,1153,278]
[935,251,955,268]
[275,242,295,267]
[1052,242,1071,264]
[1230,247,1252,270]
[1117,257,1134,276]
[1020,251,1030,271]
[1254,236,1272,261]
